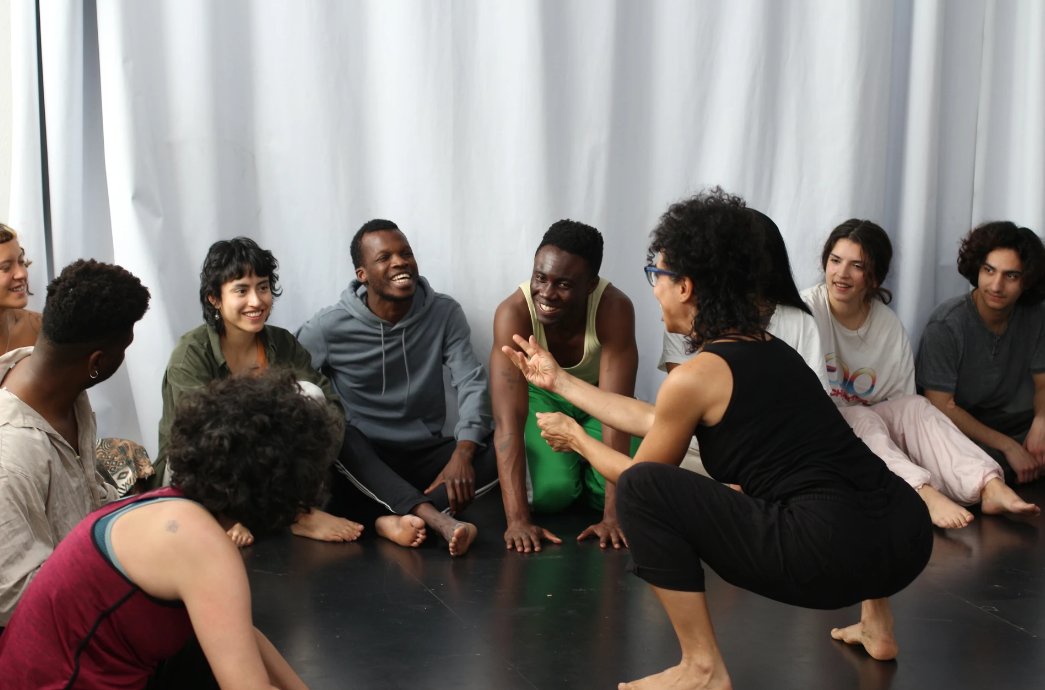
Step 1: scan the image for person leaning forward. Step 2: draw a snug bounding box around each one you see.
[490,219,639,553]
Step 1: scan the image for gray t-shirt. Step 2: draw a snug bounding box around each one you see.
[915,293,1045,428]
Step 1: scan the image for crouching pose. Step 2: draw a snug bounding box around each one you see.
[503,189,933,689]
[0,372,333,689]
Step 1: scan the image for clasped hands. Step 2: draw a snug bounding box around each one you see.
[502,334,583,451]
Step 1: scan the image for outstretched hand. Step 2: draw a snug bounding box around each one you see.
[501,334,564,392]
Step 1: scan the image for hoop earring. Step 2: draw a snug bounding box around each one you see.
[89,370,100,380]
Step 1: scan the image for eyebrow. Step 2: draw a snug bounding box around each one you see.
[830,253,862,263]
[984,261,1022,275]
[231,277,268,287]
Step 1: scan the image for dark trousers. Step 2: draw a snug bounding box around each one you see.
[616,462,933,610]
[329,424,499,523]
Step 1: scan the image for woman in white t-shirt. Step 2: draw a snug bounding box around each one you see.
[802,219,1038,527]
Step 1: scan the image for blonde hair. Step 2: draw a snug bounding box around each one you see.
[0,223,17,244]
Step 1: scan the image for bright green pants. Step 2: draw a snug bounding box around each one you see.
[525,384,639,513]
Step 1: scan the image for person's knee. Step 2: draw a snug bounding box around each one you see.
[617,462,663,513]
[845,406,889,436]
[530,473,582,513]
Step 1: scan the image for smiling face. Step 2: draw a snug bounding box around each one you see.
[529,245,596,327]
[976,248,1024,315]
[209,270,272,338]
[356,230,418,304]
[0,239,31,310]
[825,238,871,307]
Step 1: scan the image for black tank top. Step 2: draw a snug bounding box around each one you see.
[695,338,891,502]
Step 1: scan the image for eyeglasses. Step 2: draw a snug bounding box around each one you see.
[644,264,680,287]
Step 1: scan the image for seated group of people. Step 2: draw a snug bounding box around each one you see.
[0,192,1041,688]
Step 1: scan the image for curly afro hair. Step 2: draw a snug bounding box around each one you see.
[648,187,765,349]
[819,219,893,305]
[538,219,604,278]
[957,221,1045,305]
[42,259,150,346]
[167,370,340,534]
[199,237,283,335]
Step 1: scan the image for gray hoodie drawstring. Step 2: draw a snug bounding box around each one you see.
[379,322,387,395]
[400,329,410,407]
[378,323,409,403]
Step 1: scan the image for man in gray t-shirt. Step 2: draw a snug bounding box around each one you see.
[916,221,1045,484]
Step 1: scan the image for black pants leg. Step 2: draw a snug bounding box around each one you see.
[331,424,498,517]
[616,462,932,609]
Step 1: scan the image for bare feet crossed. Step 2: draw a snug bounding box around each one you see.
[376,514,427,547]
[446,522,478,557]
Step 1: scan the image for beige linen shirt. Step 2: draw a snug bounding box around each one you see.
[0,347,115,625]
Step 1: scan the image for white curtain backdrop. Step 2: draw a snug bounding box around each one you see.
[8,0,1045,457]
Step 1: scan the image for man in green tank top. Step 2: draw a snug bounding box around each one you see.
[490,220,639,553]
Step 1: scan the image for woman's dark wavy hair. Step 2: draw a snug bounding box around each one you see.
[168,371,338,533]
[648,187,765,350]
[819,219,893,305]
[750,209,811,315]
[199,237,282,335]
[957,221,1045,305]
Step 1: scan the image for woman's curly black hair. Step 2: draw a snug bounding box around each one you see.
[648,187,765,349]
[957,221,1045,305]
[199,237,283,335]
[167,370,339,533]
[819,219,894,305]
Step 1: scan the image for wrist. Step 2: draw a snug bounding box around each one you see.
[550,372,570,397]
[454,440,478,461]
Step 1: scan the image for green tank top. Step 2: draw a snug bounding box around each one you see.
[519,277,608,385]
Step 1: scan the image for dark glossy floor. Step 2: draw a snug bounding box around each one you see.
[246,481,1045,690]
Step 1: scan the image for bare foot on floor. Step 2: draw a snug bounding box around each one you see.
[980,478,1040,517]
[291,509,364,542]
[376,514,427,547]
[618,659,732,690]
[918,485,973,529]
[226,522,254,547]
[831,620,899,660]
[446,522,478,557]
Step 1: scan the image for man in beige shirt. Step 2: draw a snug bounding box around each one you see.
[0,260,149,625]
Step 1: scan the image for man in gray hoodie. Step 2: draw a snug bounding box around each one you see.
[297,219,497,556]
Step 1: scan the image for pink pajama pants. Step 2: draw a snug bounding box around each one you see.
[839,394,1002,505]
